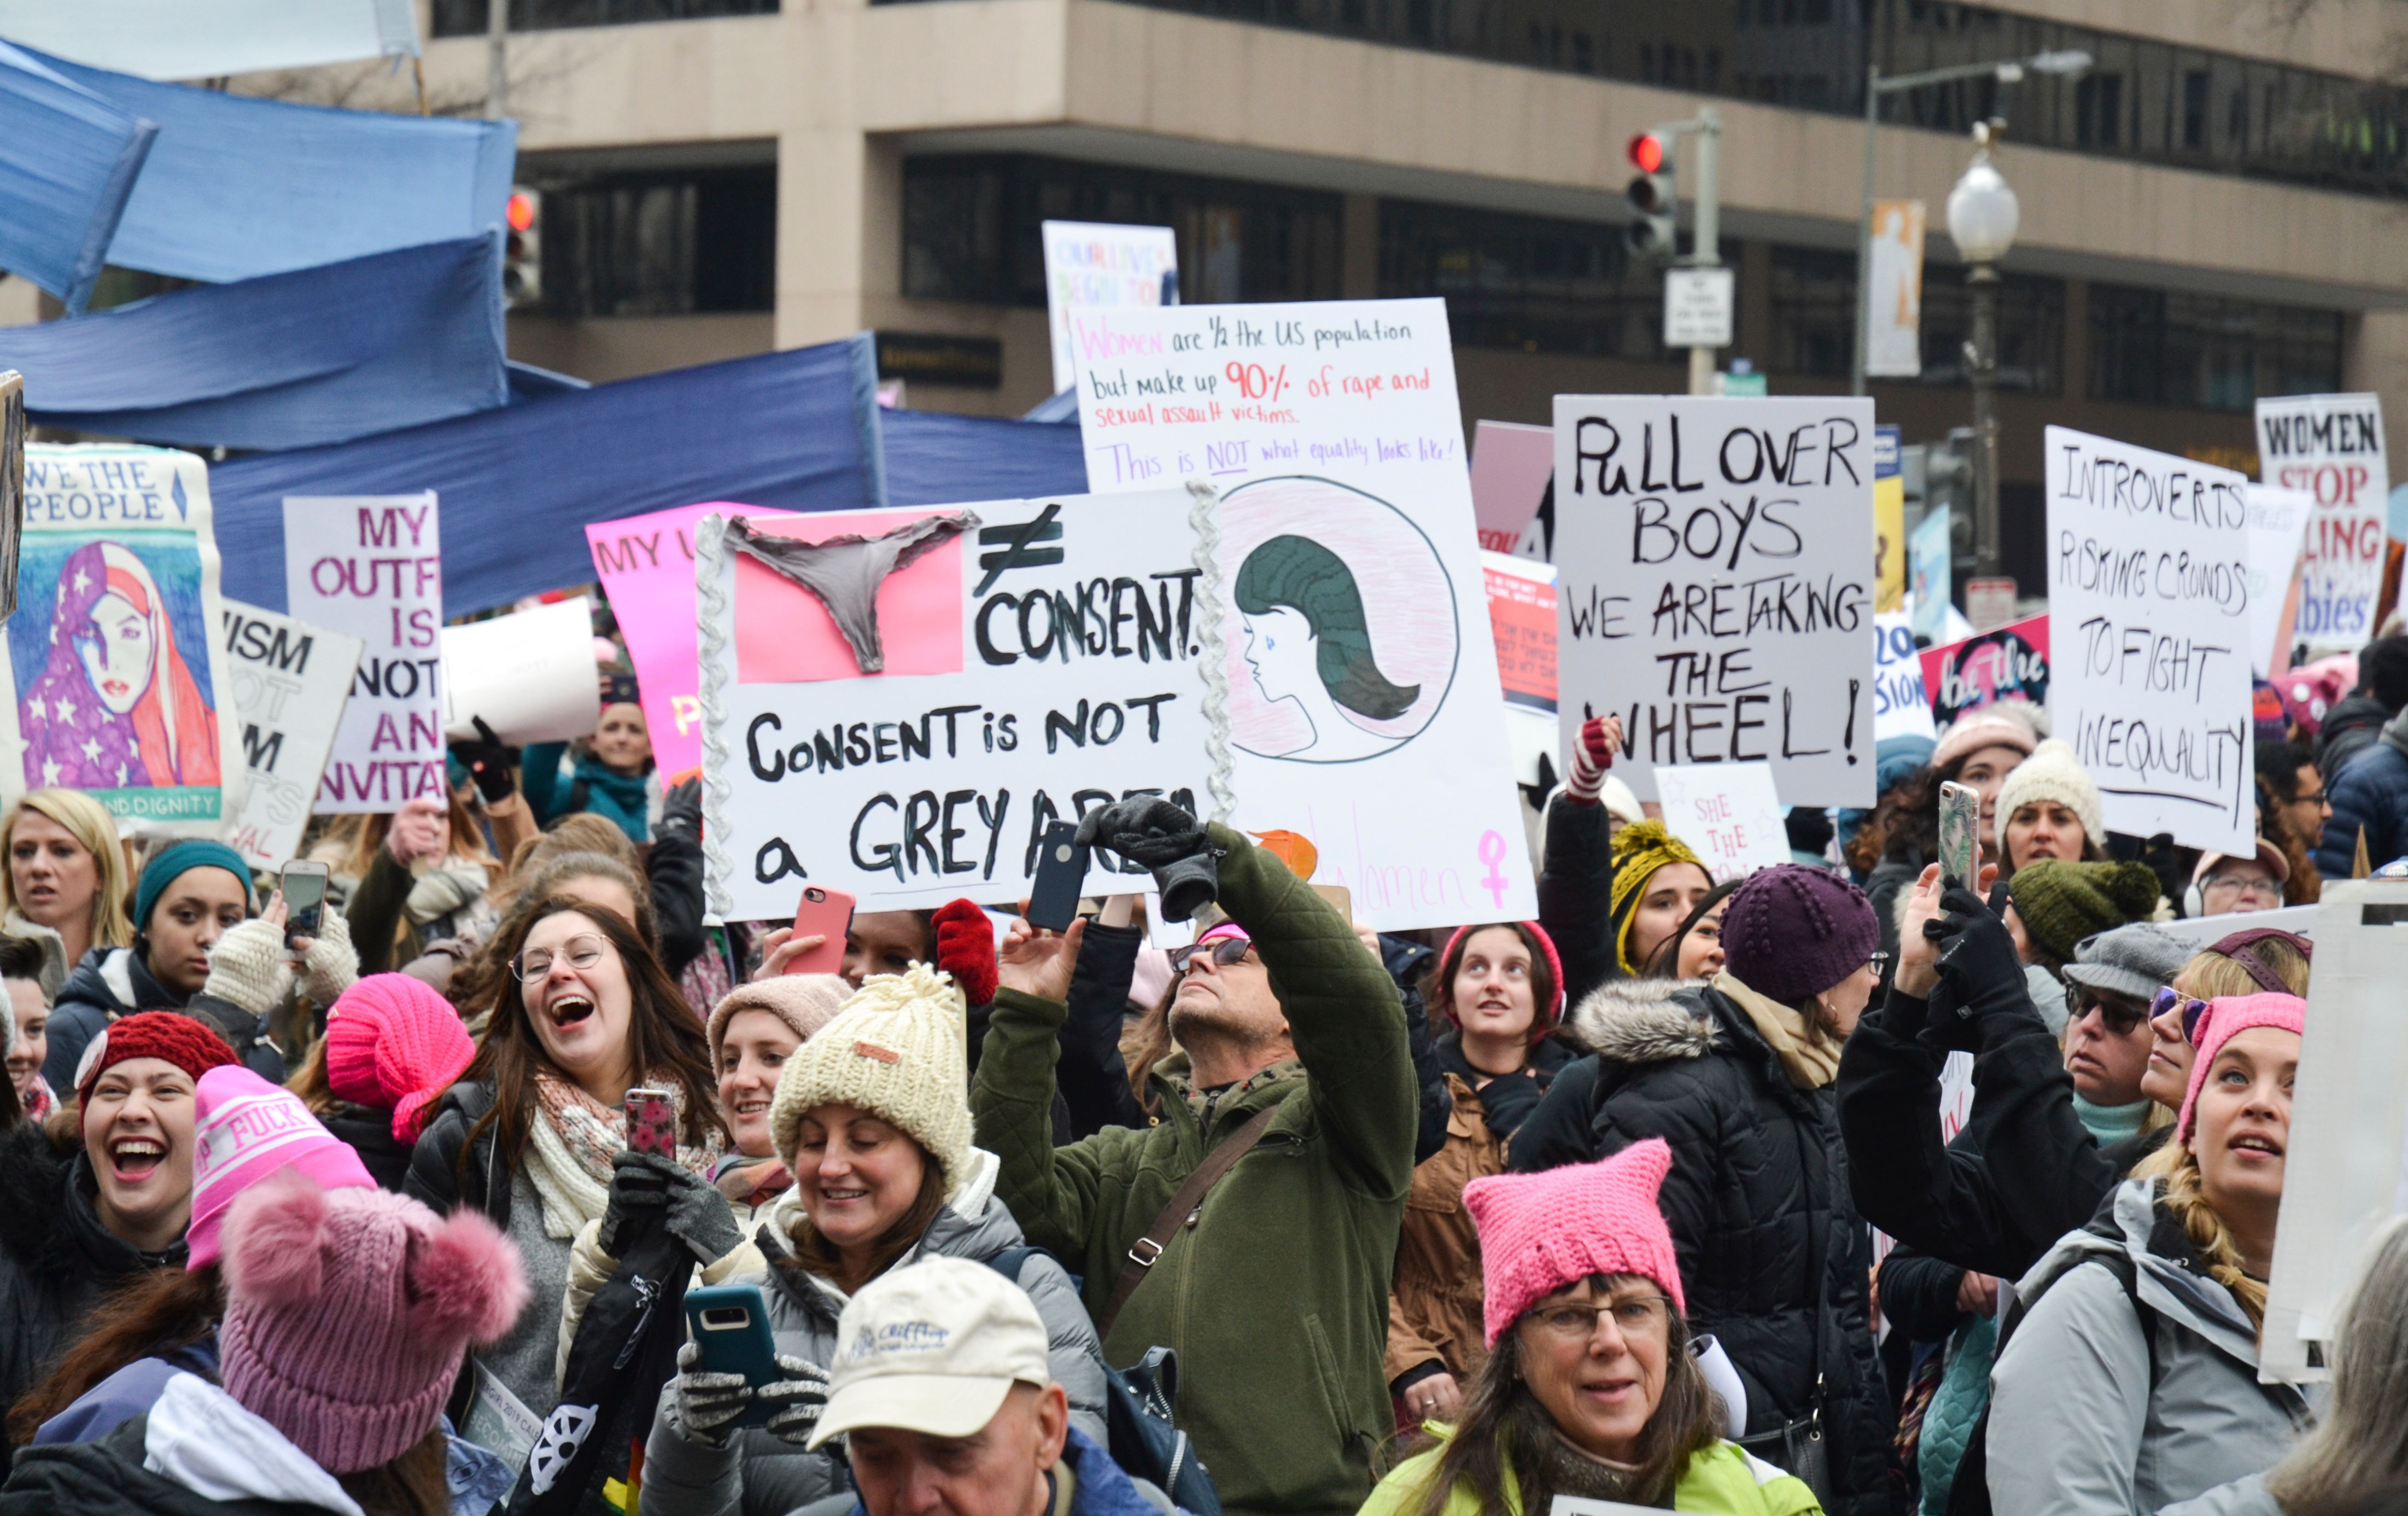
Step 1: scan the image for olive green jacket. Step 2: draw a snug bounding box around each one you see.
[972,825,1416,1516]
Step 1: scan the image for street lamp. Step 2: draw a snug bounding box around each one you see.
[1948,120,2017,582]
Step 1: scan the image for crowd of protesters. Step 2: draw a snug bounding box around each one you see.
[3,620,2408,1516]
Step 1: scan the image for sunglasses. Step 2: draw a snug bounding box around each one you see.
[2150,986,2213,1043]
[2064,984,2149,1036]
[1168,936,1254,975]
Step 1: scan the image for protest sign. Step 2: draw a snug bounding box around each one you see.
[1909,506,1951,643]
[1041,221,1177,394]
[219,600,362,868]
[1552,394,1877,808]
[1484,551,1557,791]
[284,493,444,813]
[2263,878,2408,1382]
[1873,611,1936,742]
[1919,614,2048,727]
[588,502,755,784]
[1864,201,1925,379]
[442,596,600,745]
[2257,393,2388,654]
[1470,421,1554,552]
[0,445,244,831]
[2045,427,2253,854]
[1071,297,1536,928]
[2244,484,2313,677]
[1653,761,1788,881]
[1874,425,1903,613]
[696,492,1221,921]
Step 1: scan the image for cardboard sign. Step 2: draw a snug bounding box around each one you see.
[442,596,601,746]
[587,502,747,784]
[1552,394,1878,808]
[2257,393,2388,655]
[1919,614,2049,728]
[283,493,444,813]
[696,492,1220,920]
[1653,761,1788,882]
[1041,221,1177,394]
[1071,297,1536,928]
[1864,200,1926,378]
[1909,506,1952,643]
[1873,611,1936,741]
[2245,484,2314,678]
[2044,428,2253,854]
[1874,425,1903,613]
[219,600,363,868]
[1470,420,1554,553]
[0,445,246,831]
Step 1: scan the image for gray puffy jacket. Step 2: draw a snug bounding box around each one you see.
[638,1148,1109,1516]
[1986,1178,2314,1516]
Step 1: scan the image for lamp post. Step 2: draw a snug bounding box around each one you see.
[1947,120,2018,582]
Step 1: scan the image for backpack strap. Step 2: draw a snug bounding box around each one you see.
[1096,1103,1281,1342]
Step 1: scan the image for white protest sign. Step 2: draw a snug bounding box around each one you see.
[1653,761,1788,882]
[442,596,600,745]
[2263,878,2408,1383]
[2044,428,2252,855]
[1873,610,1936,741]
[283,494,445,813]
[219,601,362,868]
[2257,393,2388,655]
[1071,297,1535,929]
[1552,394,1877,808]
[696,493,1220,921]
[2245,485,2313,678]
[1042,221,1177,395]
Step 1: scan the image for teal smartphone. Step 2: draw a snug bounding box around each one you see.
[684,1283,781,1426]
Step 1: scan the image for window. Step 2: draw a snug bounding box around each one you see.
[1769,246,1856,377]
[1917,271,2064,394]
[531,165,774,317]
[2183,70,2210,150]
[432,0,775,33]
[1377,200,1676,359]
[2087,285,2345,411]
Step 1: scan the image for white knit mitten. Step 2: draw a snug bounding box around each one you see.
[295,911,359,1008]
[202,919,294,1018]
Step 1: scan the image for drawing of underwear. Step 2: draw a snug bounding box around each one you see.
[726,510,980,674]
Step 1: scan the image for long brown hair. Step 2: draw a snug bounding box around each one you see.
[781,1159,947,1298]
[8,1264,223,1445]
[1406,1274,1718,1516]
[1120,978,1178,1118]
[336,1426,452,1516]
[457,898,720,1179]
[447,852,657,1028]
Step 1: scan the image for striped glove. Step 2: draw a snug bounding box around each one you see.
[1564,715,1620,806]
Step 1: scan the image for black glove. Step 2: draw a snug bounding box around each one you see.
[1920,887,2040,1051]
[1075,798,1218,920]
[600,1150,741,1266]
[450,716,517,805]
[1474,1068,1546,1140]
[658,777,703,846]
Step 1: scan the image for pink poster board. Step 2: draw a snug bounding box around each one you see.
[1469,420,1554,552]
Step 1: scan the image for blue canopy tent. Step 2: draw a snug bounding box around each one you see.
[1,234,506,450]
[0,41,154,311]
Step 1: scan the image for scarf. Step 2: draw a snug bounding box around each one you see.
[2073,1091,2152,1147]
[1713,970,1842,1091]
[523,1070,719,1239]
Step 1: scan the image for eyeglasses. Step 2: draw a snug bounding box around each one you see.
[2064,985,2149,1036]
[2201,873,2283,903]
[1868,951,1894,979]
[513,933,610,982]
[1168,937,1254,976]
[2150,986,2213,1043]
[1527,1295,1674,1341]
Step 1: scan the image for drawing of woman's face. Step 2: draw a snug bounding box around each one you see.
[78,592,155,715]
[1241,606,1318,705]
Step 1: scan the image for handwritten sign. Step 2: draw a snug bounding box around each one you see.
[1653,761,1789,882]
[1919,614,2049,728]
[1471,420,1555,553]
[1552,394,1877,808]
[2244,485,2314,678]
[2257,393,2388,655]
[1071,297,1535,929]
[220,600,361,868]
[442,596,599,746]
[2045,428,2252,854]
[1042,221,1177,394]
[1873,611,1935,741]
[284,493,444,813]
[587,502,748,785]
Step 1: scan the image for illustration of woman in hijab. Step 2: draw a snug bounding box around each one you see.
[1236,534,1421,762]
[19,541,220,791]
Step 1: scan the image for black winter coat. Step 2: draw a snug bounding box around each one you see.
[2317,714,2408,877]
[0,1122,185,1421]
[1574,978,1898,1516]
[404,1079,509,1225]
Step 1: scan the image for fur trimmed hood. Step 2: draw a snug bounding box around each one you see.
[1559,977,1720,1063]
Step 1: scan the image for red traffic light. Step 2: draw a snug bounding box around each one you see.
[506,190,537,232]
[1628,132,1665,173]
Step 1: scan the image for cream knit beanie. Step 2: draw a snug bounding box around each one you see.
[1995,738,2104,853]
[767,963,973,1198]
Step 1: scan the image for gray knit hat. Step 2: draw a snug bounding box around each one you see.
[2060,922,2191,1004]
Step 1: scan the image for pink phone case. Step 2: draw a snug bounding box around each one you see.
[626,1088,678,1158]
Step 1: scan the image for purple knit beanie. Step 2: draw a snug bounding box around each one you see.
[1720,864,1879,1002]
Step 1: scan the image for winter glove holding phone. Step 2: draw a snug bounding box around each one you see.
[669,1340,752,1447]
[600,1149,741,1266]
[758,1356,832,1445]
[1076,798,1217,920]
[1921,886,2041,1052]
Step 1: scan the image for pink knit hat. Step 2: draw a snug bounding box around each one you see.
[323,973,476,1144]
[1462,1138,1685,1345]
[219,1170,528,1474]
[187,1067,376,1271]
[2178,992,2306,1146]
[706,973,850,1069]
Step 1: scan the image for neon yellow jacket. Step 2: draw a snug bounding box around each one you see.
[1360,1429,1824,1516]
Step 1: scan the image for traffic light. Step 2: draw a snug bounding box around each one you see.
[1624,132,1676,261]
[504,187,541,308]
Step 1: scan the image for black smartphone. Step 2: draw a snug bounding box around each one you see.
[1027,821,1090,932]
[280,860,330,949]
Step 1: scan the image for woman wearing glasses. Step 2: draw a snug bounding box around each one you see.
[1361,1140,1822,1516]
[406,897,722,1422]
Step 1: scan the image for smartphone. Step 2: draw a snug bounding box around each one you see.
[1311,883,1353,920]
[279,860,330,949]
[787,886,854,975]
[683,1284,783,1426]
[625,1087,678,1159]
[1027,821,1090,932]
[1937,780,1980,893]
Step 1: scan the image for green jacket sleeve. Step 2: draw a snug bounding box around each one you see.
[1209,823,1416,1202]
[972,984,1123,1263]
[344,847,413,976]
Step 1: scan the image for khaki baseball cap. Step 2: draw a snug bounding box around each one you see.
[807,1256,1052,1449]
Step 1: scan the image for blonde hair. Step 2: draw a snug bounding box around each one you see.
[0,789,133,950]
[2153,1151,2268,1331]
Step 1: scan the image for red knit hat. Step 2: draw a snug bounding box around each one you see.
[323,975,476,1143]
[75,1011,238,1101]
[1462,1138,1685,1345]
[1435,920,1567,1037]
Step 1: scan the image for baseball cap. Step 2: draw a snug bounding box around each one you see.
[807,1256,1052,1449]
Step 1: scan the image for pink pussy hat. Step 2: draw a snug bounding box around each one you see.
[1462,1137,1685,1346]
[187,1066,376,1270]
[2179,992,2307,1146]
[323,972,476,1143]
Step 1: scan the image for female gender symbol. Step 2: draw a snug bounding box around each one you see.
[1476,830,1509,907]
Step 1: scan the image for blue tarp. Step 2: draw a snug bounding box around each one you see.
[3,234,506,451]
[881,409,1088,507]
[27,46,514,287]
[0,41,154,311]
[209,335,880,617]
